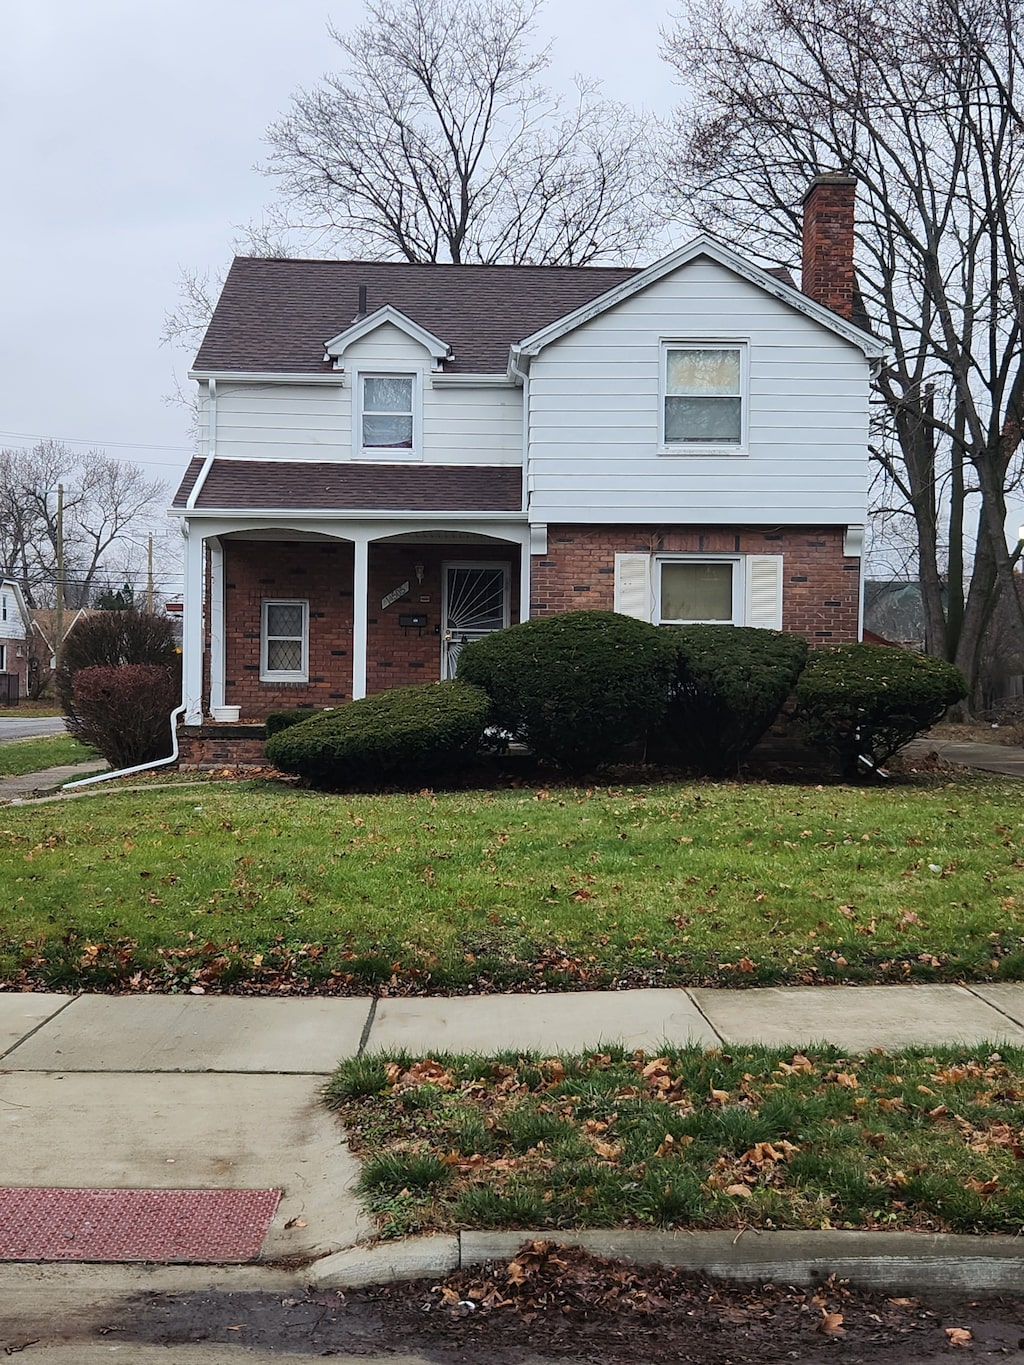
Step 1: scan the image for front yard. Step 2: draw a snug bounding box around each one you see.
[1,773,1022,992]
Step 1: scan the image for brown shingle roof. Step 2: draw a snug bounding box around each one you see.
[194,258,642,375]
[194,257,801,376]
[172,459,522,513]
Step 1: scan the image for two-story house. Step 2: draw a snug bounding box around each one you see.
[0,576,29,703]
[172,174,885,746]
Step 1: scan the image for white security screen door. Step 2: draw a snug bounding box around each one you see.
[442,562,510,678]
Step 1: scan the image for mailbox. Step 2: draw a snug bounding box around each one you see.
[399,613,428,629]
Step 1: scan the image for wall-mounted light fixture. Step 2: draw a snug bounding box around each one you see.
[414,562,425,584]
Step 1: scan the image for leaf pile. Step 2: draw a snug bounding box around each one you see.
[405,1241,950,1364]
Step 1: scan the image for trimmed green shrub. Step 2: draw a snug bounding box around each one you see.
[265,680,490,789]
[57,610,180,718]
[265,709,315,738]
[456,610,677,773]
[795,643,967,778]
[663,625,808,776]
[70,664,179,768]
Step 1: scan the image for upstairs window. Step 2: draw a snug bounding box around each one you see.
[360,374,415,452]
[663,345,743,448]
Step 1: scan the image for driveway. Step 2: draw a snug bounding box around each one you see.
[0,715,66,745]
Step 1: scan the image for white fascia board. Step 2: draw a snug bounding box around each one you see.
[511,234,888,365]
[430,373,515,388]
[171,508,528,522]
[189,370,346,384]
[323,305,451,364]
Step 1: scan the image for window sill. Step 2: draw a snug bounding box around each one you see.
[657,446,749,458]
[260,674,309,685]
[354,448,422,462]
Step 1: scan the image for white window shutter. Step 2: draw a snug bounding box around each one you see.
[614,553,653,621]
[745,555,783,630]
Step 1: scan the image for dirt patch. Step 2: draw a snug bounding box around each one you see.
[106,1245,1024,1363]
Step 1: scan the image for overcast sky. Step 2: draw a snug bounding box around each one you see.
[0,0,678,527]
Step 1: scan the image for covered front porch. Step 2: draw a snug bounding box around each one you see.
[180,518,534,724]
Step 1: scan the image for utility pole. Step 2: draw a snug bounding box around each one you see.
[54,483,65,674]
[147,533,154,613]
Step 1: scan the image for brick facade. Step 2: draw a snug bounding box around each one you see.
[531,524,859,642]
[219,539,519,718]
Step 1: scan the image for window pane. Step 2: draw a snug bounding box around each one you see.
[266,603,303,637]
[267,639,302,672]
[667,348,740,396]
[665,395,741,443]
[363,414,414,448]
[363,377,413,413]
[661,563,734,621]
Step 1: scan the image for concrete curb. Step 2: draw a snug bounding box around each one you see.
[308,1227,1024,1295]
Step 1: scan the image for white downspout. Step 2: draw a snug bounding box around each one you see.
[63,703,188,790]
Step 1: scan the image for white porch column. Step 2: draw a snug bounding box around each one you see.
[208,537,225,712]
[351,533,369,700]
[519,536,531,623]
[181,524,205,724]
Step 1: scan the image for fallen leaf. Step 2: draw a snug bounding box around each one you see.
[284,1216,308,1229]
[945,1327,973,1346]
[724,1183,752,1198]
[819,1311,846,1336]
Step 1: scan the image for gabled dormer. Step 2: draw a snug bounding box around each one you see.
[323,304,452,373]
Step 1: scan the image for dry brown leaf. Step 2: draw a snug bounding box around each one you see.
[945,1327,973,1346]
[819,1311,846,1336]
[724,1183,752,1198]
[710,1088,731,1103]
[284,1216,307,1229]
[835,1072,858,1089]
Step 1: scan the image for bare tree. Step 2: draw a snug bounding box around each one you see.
[260,0,661,266]
[664,0,1024,705]
[0,441,166,611]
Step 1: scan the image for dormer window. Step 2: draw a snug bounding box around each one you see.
[357,373,419,457]
[661,344,745,450]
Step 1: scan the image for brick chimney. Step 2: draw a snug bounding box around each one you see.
[801,173,857,319]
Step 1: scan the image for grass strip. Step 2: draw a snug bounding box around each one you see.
[0,733,98,777]
[324,1044,1024,1240]
[1,776,1023,991]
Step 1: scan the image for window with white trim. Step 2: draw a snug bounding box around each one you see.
[359,374,416,454]
[662,344,744,448]
[656,557,742,625]
[260,599,308,681]
[1,592,8,622]
[0,644,6,672]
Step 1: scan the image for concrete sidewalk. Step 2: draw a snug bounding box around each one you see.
[0,760,107,801]
[2,985,1023,1272]
[903,735,1024,777]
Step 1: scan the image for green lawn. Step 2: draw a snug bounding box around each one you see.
[0,733,99,777]
[1,775,1022,991]
[324,1044,1024,1238]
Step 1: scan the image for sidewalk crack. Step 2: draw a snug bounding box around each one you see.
[0,993,81,1064]
[357,998,378,1058]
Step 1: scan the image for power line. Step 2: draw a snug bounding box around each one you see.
[0,430,197,468]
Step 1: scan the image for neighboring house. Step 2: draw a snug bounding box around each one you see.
[0,577,30,702]
[172,174,885,727]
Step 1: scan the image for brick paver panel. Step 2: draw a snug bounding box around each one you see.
[0,1187,280,1262]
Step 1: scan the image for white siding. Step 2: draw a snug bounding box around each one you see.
[526,257,870,525]
[202,321,522,466]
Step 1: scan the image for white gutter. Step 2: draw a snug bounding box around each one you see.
[63,703,187,790]
[185,378,216,513]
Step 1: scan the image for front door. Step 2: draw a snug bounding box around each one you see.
[441,562,510,678]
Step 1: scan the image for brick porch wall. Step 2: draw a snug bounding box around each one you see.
[219,540,521,717]
[530,525,859,642]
